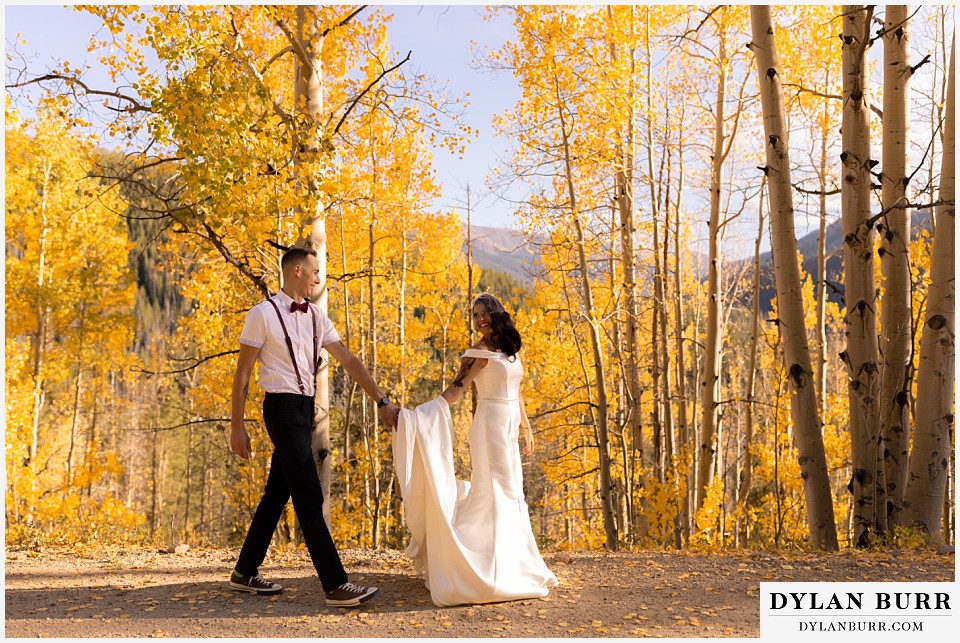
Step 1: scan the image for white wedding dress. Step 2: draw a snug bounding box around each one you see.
[393,348,558,606]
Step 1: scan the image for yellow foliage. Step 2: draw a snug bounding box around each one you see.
[691,476,727,548]
[5,98,142,546]
[640,458,690,546]
[6,4,949,554]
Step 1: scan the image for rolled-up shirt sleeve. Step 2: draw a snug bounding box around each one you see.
[239,306,266,348]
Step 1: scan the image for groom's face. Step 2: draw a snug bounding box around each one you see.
[291,254,321,294]
[473,304,492,339]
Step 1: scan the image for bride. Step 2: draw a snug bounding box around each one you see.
[393,293,558,606]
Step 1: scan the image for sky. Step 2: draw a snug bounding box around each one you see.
[6,5,951,260]
[4,3,523,229]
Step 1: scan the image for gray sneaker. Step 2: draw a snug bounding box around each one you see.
[229,572,283,595]
[324,582,379,607]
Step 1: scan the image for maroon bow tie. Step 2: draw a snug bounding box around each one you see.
[290,300,309,313]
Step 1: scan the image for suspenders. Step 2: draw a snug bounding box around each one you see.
[266,297,320,395]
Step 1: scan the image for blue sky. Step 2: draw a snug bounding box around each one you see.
[4,3,522,229]
[9,5,951,259]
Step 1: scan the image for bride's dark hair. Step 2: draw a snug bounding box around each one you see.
[473,293,522,358]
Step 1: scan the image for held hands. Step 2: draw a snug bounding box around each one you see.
[379,402,401,430]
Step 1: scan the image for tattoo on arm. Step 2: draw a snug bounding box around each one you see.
[452,358,475,388]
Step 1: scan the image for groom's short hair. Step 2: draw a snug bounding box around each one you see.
[281,247,317,274]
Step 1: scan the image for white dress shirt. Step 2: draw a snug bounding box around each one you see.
[239,291,340,396]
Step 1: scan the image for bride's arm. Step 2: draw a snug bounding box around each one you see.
[519,391,534,456]
[440,355,487,405]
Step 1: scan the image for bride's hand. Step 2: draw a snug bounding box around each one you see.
[520,427,534,456]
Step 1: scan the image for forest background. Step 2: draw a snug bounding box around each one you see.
[4,4,956,557]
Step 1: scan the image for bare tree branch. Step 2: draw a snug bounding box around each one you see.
[794,183,842,197]
[321,5,367,38]
[197,220,272,298]
[330,51,412,137]
[782,82,883,119]
[132,350,240,376]
[866,198,955,228]
[6,73,151,113]
[140,417,248,433]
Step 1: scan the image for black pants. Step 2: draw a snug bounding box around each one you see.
[234,393,348,591]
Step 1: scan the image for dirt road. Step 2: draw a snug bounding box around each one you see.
[4,546,954,638]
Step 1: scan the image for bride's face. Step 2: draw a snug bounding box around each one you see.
[473,304,493,340]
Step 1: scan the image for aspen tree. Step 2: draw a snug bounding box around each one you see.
[658,133,675,487]
[749,5,839,551]
[366,186,382,547]
[556,76,619,551]
[5,101,135,536]
[697,24,727,513]
[606,213,631,539]
[609,6,642,475]
[878,6,914,528]
[30,162,51,476]
[813,72,839,421]
[489,5,628,550]
[903,37,954,543]
[643,7,673,484]
[840,5,884,546]
[288,6,342,526]
[695,7,748,514]
[739,180,765,544]
[65,303,87,492]
[612,5,642,537]
[673,108,692,545]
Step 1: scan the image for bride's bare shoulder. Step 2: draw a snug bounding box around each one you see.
[471,339,493,351]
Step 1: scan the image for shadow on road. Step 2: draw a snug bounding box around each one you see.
[5,570,441,622]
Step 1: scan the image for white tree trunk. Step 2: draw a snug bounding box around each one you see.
[903,38,954,542]
[292,6,334,526]
[367,214,381,548]
[697,28,726,513]
[556,77,618,551]
[749,5,839,550]
[816,86,830,416]
[643,7,674,481]
[673,114,691,545]
[613,6,641,465]
[841,5,884,546]
[609,5,642,538]
[24,161,55,522]
[739,180,764,543]
[879,5,913,528]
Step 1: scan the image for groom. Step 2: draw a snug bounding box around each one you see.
[228,247,400,607]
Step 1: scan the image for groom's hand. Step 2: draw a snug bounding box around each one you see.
[379,402,400,430]
[231,425,252,459]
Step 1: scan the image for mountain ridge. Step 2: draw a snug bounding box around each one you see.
[462,223,538,283]
[463,214,933,313]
